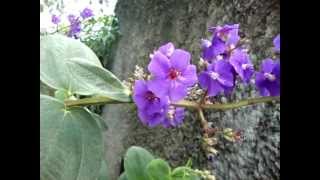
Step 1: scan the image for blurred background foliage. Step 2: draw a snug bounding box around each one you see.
[40,0,120,114]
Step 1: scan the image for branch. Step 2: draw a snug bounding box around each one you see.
[64,95,279,110]
[173,96,280,110]
[64,96,131,107]
[198,108,209,131]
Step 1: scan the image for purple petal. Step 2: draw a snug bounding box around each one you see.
[255,72,269,96]
[223,85,235,96]
[168,82,188,102]
[178,65,197,86]
[198,72,210,90]
[266,81,280,96]
[148,79,170,98]
[137,109,149,125]
[80,7,94,19]
[170,49,191,71]
[273,34,280,52]
[162,118,172,128]
[225,24,240,45]
[272,60,280,80]
[243,68,254,83]
[51,15,60,24]
[214,61,234,87]
[211,37,227,57]
[162,107,185,128]
[229,49,249,75]
[261,58,275,73]
[217,75,233,87]
[68,14,76,23]
[172,107,185,126]
[159,42,175,57]
[207,79,224,97]
[148,51,170,78]
[147,112,165,127]
[229,49,254,83]
[133,80,148,109]
[201,39,212,49]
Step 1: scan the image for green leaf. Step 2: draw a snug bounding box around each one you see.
[40,95,104,180]
[40,80,55,96]
[54,89,69,101]
[40,34,130,102]
[171,167,200,180]
[185,159,192,168]
[118,173,128,180]
[40,34,102,90]
[124,146,155,180]
[97,160,109,180]
[171,167,190,179]
[89,111,108,131]
[64,58,130,102]
[146,159,171,180]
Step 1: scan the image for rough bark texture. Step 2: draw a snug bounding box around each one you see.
[102,0,280,180]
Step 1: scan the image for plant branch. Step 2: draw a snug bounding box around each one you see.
[64,96,131,107]
[198,108,209,132]
[64,95,279,110]
[173,96,280,110]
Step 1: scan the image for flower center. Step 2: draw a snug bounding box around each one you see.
[167,106,175,120]
[264,73,276,81]
[217,31,230,42]
[210,72,220,80]
[145,91,159,102]
[241,63,253,70]
[168,68,181,80]
[216,55,224,61]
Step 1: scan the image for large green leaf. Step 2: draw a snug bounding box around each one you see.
[40,34,101,90]
[40,95,104,180]
[40,34,130,102]
[97,160,109,180]
[146,159,171,180]
[64,58,130,102]
[124,146,155,180]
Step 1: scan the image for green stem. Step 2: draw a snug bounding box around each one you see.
[173,96,280,110]
[198,108,209,132]
[64,96,279,110]
[64,96,131,107]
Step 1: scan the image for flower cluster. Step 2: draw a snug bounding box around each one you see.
[133,43,197,128]
[199,24,254,96]
[132,24,280,128]
[51,7,94,39]
[255,35,280,96]
[200,24,280,97]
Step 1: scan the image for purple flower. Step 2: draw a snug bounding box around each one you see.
[162,106,185,128]
[199,60,234,97]
[133,80,168,127]
[229,48,254,83]
[133,80,186,128]
[148,44,197,101]
[67,14,81,38]
[273,34,280,52]
[51,15,60,25]
[158,42,175,58]
[201,38,226,62]
[201,24,240,62]
[255,59,280,96]
[209,24,240,46]
[68,14,77,23]
[80,8,94,19]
